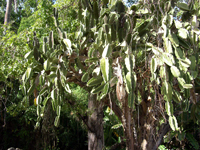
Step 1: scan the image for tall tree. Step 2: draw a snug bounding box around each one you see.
[4,0,12,25]
[4,0,18,25]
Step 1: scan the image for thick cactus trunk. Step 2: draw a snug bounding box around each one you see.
[88,94,104,150]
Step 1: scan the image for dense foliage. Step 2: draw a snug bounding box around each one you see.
[1,0,200,150]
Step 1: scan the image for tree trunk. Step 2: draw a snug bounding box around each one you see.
[14,0,17,13]
[121,97,135,150]
[42,100,56,149]
[88,94,104,150]
[106,91,171,150]
[4,0,12,25]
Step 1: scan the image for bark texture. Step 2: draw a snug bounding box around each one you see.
[105,85,171,150]
[41,100,56,149]
[122,101,135,150]
[88,94,104,150]
[4,0,12,25]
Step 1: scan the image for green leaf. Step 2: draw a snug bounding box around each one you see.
[167,15,173,27]
[125,72,131,93]
[36,95,42,105]
[160,66,166,79]
[163,38,173,53]
[54,116,60,127]
[52,57,59,64]
[137,19,150,34]
[125,55,135,72]
[48,72,57,80]
[164,81,172,101]
[103,24,109,34]
[175,20,182,29]
[26,67,33,80]
[85,57,99,63]
[189,56,196,71]
[50,66,58,72]
[177,77,186,87]
[44,59,50,71]
[91,83,105,94]
[39,86,48,96]
[43,37,47,54]
[162,15,167,25]
[21,86,27,95]
[151,57,157,73]
[178,132,186,142]
[165,101,171,116]
[177,2,190,11]
[81,72,89,82]
[173,90,182,103]
[172,115,179,131]
[179,59,191,71]
[34,48,39,60]
[93,1,99,19]
[49,31,54,49]
[186,133,199,150]
[27,84,35,96]
[37,105,41,116]
[102,44,112,58]
[61,74,66,87]
[151,73,157,81]
[39,75,45,85]
[100,82,109,99]
[169,33,179,47]
[109,12,118,24]
[111,123,122,129]
[56,105,61,116]
[110,76,118,87]
[63,39,71,48]
[178,28,188,39]
[170,66,180,77]
[190,71,197,79]
[162,24,168,38]
[163,53,173,66]
[87,76,103,87]
[88,64,96,74]
[158,145,167,150]
[100,57,110,83]
[103,82,109,94]
[25,51,33,59]
[175,47,183,59]
[64,83,71,93]
[92,67,101,77]
[169,115,175,131]
[111,24,117,42]
[183,84,193,89]
[192,15,198,27]
[51,89,56,100]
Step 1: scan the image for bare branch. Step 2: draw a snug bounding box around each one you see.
[104,94,123,124]
[110,141,126,150]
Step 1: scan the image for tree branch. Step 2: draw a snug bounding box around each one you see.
[104,94,122,123]
[110,141,126,150]
[66,98,95,133]
[152,123,171,150]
